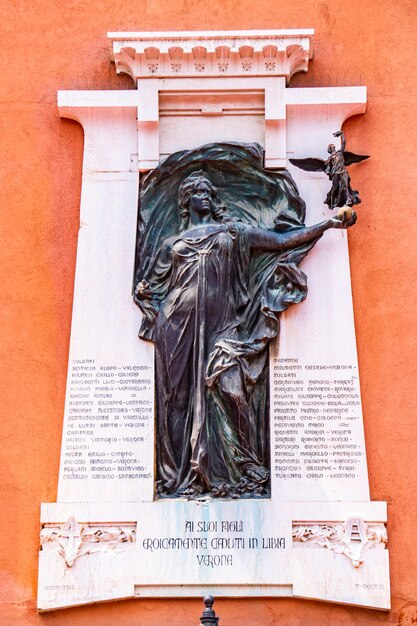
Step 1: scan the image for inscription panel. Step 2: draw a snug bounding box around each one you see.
[272,357,366,476]
[270,355,368,500]
[135,501,291,587]
[58,357,154,502]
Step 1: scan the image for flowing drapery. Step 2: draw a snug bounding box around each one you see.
[134,143,318,497]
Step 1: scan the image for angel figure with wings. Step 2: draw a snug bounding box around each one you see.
[290,130,369,212]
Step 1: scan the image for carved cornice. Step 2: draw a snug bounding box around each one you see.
[40,516,136,567]
[108,29,314,84]
[292,518,387,568]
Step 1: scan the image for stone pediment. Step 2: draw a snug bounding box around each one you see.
[109,29,314,83]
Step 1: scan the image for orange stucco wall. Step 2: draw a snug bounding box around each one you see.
[1,1,416,624]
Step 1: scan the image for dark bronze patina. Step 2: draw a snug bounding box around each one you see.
[290,130,369,210]
[199,595,219,625]
[134,143,356,499]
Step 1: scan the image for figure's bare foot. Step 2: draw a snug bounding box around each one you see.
[211,483,231,498]
[243,463,269,484]
[177,483,203,498]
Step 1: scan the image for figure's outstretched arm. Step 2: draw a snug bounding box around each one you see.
[334,130,346,152]
[249,212,356,252]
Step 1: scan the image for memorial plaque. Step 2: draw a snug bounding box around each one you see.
[38,29,390,613]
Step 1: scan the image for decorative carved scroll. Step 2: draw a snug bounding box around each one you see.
[40,516,136,567]
[292,518,387,568]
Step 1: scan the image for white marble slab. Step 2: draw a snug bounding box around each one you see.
[57,87,369,506]
[38,549,135,611]
[270,102,369,502]
[38,500,389,611]
[56,108,155,503]
[292,549,390,610]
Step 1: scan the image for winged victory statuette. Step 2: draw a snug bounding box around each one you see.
[289,130,369,215]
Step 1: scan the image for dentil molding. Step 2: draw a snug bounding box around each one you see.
[109,29,314,83]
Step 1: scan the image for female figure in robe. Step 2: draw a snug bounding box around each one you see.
[134,145,356,498]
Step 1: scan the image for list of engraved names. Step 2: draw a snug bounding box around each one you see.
[271,357,366,482]
[61,359,153,485]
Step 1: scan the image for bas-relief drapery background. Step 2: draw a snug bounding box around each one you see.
[1,1,416,624]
